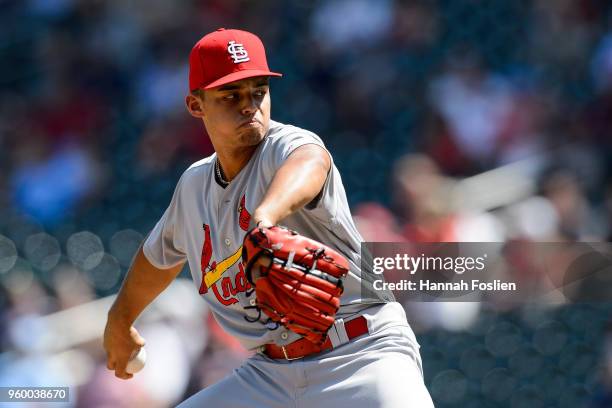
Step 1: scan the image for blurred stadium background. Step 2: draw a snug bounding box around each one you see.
[1,0,612,406]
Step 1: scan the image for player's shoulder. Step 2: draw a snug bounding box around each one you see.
[178,154,215,185]
[186,155,215,171]
[265,120,325,146]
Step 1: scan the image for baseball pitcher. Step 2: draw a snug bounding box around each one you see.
[103,28,434,407]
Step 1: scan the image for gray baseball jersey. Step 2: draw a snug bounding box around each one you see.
[143,120,390,350]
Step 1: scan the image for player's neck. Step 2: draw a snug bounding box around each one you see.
[216,146,258,181]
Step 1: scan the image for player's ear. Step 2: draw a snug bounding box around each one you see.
[185,93,205,118]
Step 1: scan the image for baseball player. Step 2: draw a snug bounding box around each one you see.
[103,28,433,407]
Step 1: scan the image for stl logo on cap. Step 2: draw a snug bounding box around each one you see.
[228,41,250,64]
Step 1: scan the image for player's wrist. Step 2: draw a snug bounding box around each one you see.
[107,305,136,329]
[256,220,274,228]
[253,210,275,228]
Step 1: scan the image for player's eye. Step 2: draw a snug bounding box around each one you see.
[254,89,267,98]
[222,93,237,101]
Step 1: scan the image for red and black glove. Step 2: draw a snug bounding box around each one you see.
[242,226,349,345]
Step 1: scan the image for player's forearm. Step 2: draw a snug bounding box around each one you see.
[108,247,183,326]
[254,145,330,225]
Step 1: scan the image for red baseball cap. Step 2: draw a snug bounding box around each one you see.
[189,28,282,91]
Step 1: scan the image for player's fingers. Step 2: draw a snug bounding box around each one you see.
[113,359,133,380]
[114,370,133,380]
[107,357,116,371]
[130,327,146,347]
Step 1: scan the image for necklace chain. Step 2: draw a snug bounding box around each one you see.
[215,158,230,187]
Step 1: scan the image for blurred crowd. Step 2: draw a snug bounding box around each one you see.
[1,0,612,406]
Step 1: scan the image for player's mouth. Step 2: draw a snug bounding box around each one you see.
[239,119,261,128]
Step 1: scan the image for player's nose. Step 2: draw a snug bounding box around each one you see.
[240,94,258,116]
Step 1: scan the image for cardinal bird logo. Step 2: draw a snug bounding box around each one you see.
[238,194,251,231]
[199,224,216,294]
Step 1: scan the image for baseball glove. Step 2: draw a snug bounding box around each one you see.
[242,226,350,345]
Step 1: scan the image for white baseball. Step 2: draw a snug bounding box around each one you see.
[126,347,146,374]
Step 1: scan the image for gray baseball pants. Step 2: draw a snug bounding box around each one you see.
[177,302,434,407]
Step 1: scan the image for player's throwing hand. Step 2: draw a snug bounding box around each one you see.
[103,319,146,380]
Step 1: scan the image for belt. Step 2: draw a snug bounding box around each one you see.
[263,316,369,360]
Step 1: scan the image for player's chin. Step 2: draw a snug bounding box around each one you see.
[238,125,266,145]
